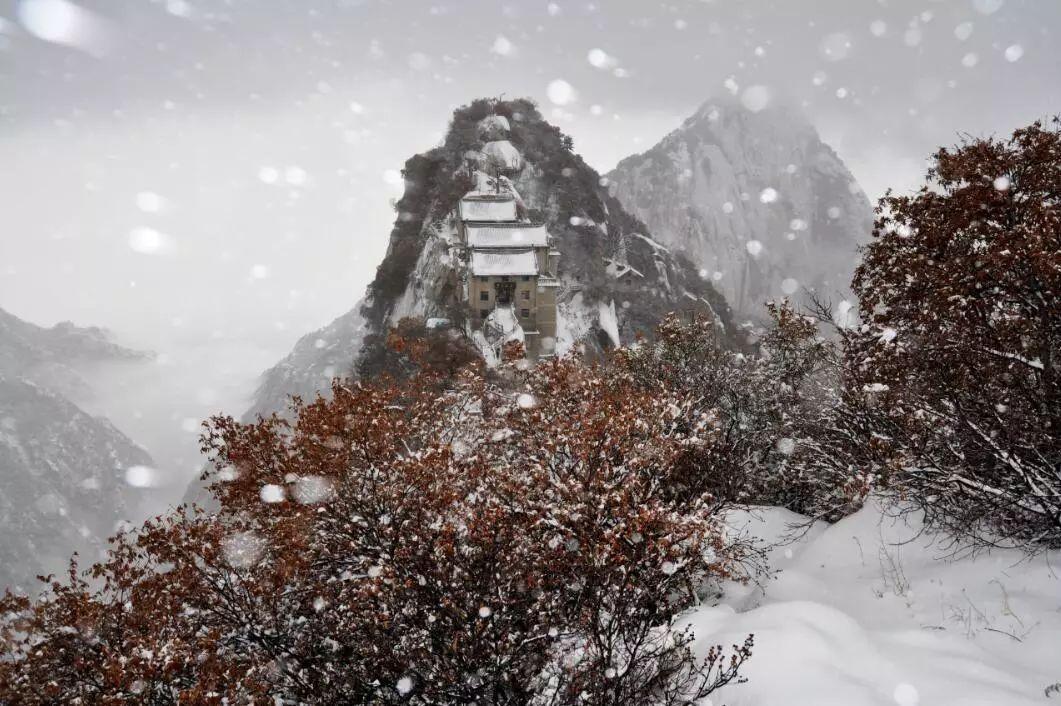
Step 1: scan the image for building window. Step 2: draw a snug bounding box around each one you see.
[520,308,531,319]
[479,290,489,301]
[521,290,530,300]
[480,309,489,319]
[501,276,510,282]
[521,275,530,282]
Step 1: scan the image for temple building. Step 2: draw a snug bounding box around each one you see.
[458,190,559,359]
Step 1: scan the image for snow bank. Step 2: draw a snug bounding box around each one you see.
[687,499,1061,706]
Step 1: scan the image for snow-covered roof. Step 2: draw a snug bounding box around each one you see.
[466,224,549,248]
[470,250,538,276]
[459,196,518,222]
[603,258,645,279]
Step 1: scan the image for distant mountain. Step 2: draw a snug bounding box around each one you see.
[0,307,150,399]
[244,97,736,421]
[605,96,873,315]
[0,307,152,592]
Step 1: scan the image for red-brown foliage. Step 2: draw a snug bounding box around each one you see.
[1,350,755,704]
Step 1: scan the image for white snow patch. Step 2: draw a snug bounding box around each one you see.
[598,299,620,348]
[689,498,1061,706]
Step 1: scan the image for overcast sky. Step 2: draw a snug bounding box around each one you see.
[1,0,1058,355]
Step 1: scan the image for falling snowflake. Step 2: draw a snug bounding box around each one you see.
[834,299,856,329]
[740,84,771,112]
[746,240,764,257]
[396,676,414,696]
[517,393,537,410]
[128,227,172,255]
[1004,44,1023,62]
[478,605,493,618]
[972,0,1004,15]
[587,48,616,69]
[879,327,898,343]
[136,191,164,213]
[17,0,110,56]
[827,206,842,219]
[284,166,307,185]
[491,35,514,56]
[260,484,285,503]
[759,187,778,204]
[257,166,280,184]
[961,52,979,68]
[993,175,1011,191]
[293,475,334,504]
[776,438,796,455]
[661,561,678,575]
[547,79,577,106]
[722,201,734,214]
[781,278,799,295]
[124,465,158,488]
[222,531,266,569]
[893,683,919,706]
[954,22,974,41]
[869,20,887,37]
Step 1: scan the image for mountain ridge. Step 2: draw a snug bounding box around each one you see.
[606,95,873,315]
[0,307,153,592]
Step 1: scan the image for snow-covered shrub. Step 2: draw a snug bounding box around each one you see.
[822,119,1061,549]
[0,357,754,704]
[618,308,851,518]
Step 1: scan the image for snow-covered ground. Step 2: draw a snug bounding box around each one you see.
[692,499,1061,706]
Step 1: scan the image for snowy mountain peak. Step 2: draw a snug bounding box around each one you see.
[607,97,873,315]
[243,97,737,420]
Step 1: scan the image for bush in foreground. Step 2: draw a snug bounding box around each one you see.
[1,353,755,704]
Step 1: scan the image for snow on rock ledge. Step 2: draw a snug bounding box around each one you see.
[481,140,523,172]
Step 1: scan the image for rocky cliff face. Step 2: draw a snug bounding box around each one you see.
[0,307,152,592]
[606,97,873,316]
[245,98,735,420]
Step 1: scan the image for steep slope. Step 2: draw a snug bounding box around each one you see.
[0,308,153,592]
[0,306,150,399]
[246,98,734,419]
[0,378,150,592]
[606,97,873,315]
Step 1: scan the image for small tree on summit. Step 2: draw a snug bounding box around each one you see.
[844,119,1061,547]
